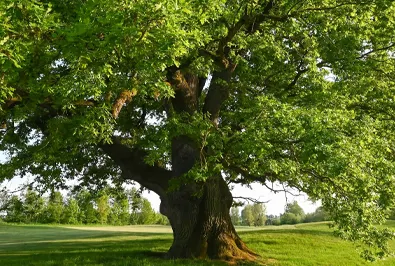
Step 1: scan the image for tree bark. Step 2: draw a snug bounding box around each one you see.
[100,138,171,198]
[161,176,257,261]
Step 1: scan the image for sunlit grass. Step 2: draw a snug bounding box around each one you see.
[0,222,394,265]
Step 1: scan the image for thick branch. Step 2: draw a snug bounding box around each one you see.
[287,62,308,90]
[203,68,235,124]
[166,68,201,114]
[218,13,250,60]
[233,196,269,204]
[263,183,302,197]
[112,89,137,118]
[100,138,171,197]
[222,159,278,185]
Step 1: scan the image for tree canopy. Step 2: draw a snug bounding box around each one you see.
[1,0,395,261]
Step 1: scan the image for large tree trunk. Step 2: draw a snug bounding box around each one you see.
[102,134,257,262]
[160,176,257,261]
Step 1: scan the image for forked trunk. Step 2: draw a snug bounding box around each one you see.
[160,177,257,262]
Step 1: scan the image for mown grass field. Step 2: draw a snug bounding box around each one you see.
[1,222,395,266]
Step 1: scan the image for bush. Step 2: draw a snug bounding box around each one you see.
[271,218,281,226]
[280,213,302,225]
[303,207,331,223]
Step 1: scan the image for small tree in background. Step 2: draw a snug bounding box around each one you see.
[230,207,241,226]
[0,188,10,214]
[241,205,254,226]
[265,215,281,226]
[280,201,305,225]
[252,203,267,227]
[240,203,267,226]
[304,206,331,223]
[96,191,110,225]
[128,188,143,225]
[43,191,64,223]
[280,213,301,225]
[138,198,157,225]
[155,213,170,225]
[108,191,130,225]
[76,189,98,224]
[62,198,80,224]
[4,196,24,223]
[285,201,305,218]
[23,189,45,223]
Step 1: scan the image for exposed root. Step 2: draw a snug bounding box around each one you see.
[213,234,259,264]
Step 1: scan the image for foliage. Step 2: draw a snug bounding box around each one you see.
[240,203,266,226]
[43,191,63,223]
[4,195,24,223]
[279,202,329,225]
[1,0,395,260]
[280,201,305,224]
[252,203,267,226]
[304,206,331,223]
[96,191,110,224]
[108,192,129,225]
[285,201,305,219]
[280,212,301,225]
[241,204,255,226]
[230,207,241,225]
[0,187,10,213]
[138,198,157,225]
[23,189,45,223]
[62,198,79,224]
[75,189,98,224]
[267,216,281,226]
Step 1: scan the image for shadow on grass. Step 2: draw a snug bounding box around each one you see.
[0,237,266,266]
[0,225,270,266]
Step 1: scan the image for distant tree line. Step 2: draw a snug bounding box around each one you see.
[280,201,330,225]
[0,187,169,225]
[230,201,331,226]
[230,203,267,226]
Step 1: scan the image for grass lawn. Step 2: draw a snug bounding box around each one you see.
[0,222,395,266]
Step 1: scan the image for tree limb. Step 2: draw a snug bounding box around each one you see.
[100,137,172,197]
[202,70,234,125]
[233,196,270,204]
[112,89,137,119]
[263,183,302,197]
[357,43,395,59]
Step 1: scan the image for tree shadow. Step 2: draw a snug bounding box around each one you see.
[2,225,324,265]
[0,239,268,266]
[0,226,271,266]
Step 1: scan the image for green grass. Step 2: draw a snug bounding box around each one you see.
[0,222,395,266]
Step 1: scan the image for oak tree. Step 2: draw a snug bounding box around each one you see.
[1,0,395,262]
